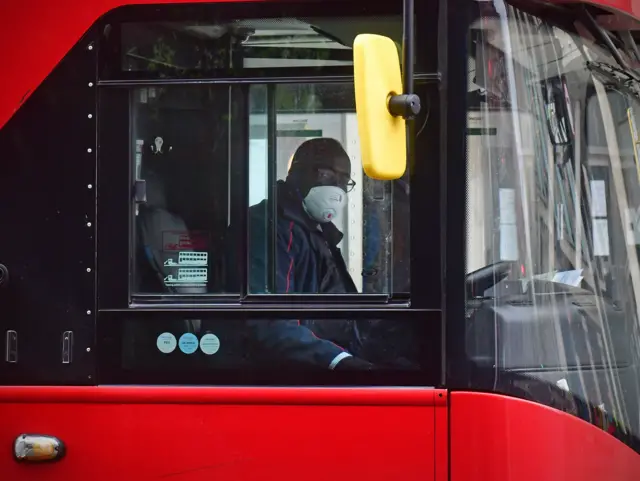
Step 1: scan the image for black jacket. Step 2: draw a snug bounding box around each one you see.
[227,181,362,369]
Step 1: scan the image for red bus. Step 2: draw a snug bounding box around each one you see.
[1,0,640,479]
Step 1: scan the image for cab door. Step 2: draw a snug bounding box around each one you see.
[0,1,445,480]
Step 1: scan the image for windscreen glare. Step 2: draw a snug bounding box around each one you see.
[466,0,640,450]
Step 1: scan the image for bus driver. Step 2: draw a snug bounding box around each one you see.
[228,138,375,370]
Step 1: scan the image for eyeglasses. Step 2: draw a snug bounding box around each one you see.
[316,167,356,193]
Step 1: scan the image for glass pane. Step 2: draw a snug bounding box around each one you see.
[465,1,640,450]
[245,83,408,295]
[120,16,401,72]
[131,85,233,294]
[116,313,433,381]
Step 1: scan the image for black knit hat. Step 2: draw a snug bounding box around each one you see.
[288,138,351,176]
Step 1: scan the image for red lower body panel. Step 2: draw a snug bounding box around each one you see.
[0,387,447,481]
[450,391,640,481]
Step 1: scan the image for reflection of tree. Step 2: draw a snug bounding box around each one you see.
[276,84,323,111]
[245,38,332,62]
[248,84,325,113]
[127,25,355,111]
[149,38,175,71]
[123,26,229,75]
[250,83,358,115]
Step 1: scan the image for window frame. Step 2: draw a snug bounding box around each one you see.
[97,76,443,385]
[97,2,434,309]
[97,79,417,308]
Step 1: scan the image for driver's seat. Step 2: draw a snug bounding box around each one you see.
[136,168,207,296]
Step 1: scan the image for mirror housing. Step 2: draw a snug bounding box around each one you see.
[353,34,411,180]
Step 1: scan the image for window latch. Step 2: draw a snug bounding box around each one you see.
[134,179,147,204]
[5,330,17,363]
[62,331,73,364]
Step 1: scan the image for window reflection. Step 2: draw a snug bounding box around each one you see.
[132,85,231,294]
[120,17,401,72]
[118,314,430,382]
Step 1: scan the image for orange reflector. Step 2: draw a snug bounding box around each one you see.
[14,434,65,462]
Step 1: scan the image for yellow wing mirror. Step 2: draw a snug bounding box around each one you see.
[353,34,420,180]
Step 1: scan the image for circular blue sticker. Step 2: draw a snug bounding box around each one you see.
[178,333,198,354]
[156,332,177,354]
[200,333,221,355]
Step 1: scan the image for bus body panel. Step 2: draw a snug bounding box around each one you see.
[0,0,249,131]
[0,386,444,481]
[2,0,640,477]
[450,392,640,481]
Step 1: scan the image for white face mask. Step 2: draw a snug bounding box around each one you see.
[302,185,347,223]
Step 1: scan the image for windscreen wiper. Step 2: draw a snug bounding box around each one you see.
[586,60,640,101]
[573,5,640,99]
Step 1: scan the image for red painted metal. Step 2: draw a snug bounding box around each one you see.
[434,391,449,481]
[554,0,640,22]
[0,385,437,405]
[0,0,242,131]
[450,392,640,481]
[0,386,445,481]
[589,0,640,21]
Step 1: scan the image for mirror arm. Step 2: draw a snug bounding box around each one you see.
[389,0,421,120]
[388,93,421,118]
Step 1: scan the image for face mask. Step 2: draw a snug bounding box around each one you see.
[302,185,347,223]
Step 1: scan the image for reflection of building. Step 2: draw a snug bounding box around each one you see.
[466,14,640,307]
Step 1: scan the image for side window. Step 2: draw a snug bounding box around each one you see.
[246,83,409,295]
[132,85,233,295]
[125,17,410,298]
